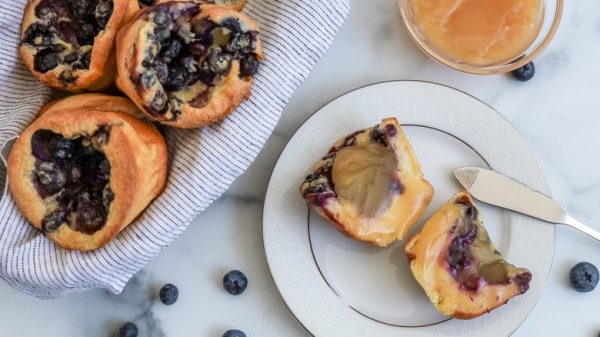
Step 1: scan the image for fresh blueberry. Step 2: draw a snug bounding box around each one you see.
[223,329,246,337]
[569,262,599,292]
[159,283,179,305]
[119,322,139,337]
[511,61,535,82]
[223,270,248,295]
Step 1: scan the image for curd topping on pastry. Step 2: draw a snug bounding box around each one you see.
[405,191,531,319]
[332,143,397,218]
[132,2,260,120]
[30,127,114,234]
[300,118,434,247]
[22,0,114,82]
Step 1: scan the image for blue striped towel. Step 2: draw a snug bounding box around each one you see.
[0,0,350,298]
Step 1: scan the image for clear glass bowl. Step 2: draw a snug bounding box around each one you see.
[398,0,564,74]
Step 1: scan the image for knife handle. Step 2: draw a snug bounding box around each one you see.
[563,215,600,241]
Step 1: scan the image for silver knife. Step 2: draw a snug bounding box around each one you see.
[453,167,600,241]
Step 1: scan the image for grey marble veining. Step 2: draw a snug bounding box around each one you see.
[1,0,600,336]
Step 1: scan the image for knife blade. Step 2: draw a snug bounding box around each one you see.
[453,167,566,224]
[453,167,600,241]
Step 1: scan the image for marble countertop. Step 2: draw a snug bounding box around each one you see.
[3,0,600,336]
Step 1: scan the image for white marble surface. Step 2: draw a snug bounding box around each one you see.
[2,0,600,336]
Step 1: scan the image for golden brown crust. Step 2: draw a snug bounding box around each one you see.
[39,93,147,120]
[125,0,247,22]
[19,0,130,91]
[116,2,263,128]
[7,98,167,251]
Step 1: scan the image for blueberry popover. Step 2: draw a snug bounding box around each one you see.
[404,191,532,319]
[116,1,263,128]
[299,118,434,247]
[19,0,130,91]
[8,95,167,251]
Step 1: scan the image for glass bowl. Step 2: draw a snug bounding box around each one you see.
[398,0,564,74]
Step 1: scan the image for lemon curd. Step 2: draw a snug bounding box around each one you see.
[410,0,543,66]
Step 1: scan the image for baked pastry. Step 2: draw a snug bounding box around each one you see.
[299,117,434,247]
[7,98,167,251]
[39,93,146,119]
[19,0,130,91]
[128,0,246,16]
[116,1,263,128]
[404,191,532,319]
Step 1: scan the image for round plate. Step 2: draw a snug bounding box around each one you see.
[263,81,554,337]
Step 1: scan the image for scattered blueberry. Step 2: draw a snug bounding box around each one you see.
[119,322,138,337]
[223,270,248,295]
[159,283,179,305]
[223,329,246,337]
[511,61,535,82]
[569,262,599,292]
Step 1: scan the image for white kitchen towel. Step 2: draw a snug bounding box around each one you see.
[0,0,350,298]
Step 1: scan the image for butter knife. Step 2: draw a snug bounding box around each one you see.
[453,167,600,241]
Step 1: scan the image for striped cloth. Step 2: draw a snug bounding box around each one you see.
[0,0,350,298]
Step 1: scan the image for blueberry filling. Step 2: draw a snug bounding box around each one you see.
[134,3,260,119]
[446,202,531,292]
[31,127,113,235]
[23,0,114,82]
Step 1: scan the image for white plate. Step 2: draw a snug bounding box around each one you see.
[263,81,554,337]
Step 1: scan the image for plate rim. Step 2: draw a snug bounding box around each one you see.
[261,80,555,337]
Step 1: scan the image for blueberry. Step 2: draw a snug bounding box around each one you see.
[511,61,535,82]
[239,55,259,77]
[119,322,138,337]
[188,40,206,57]
[72,51,91,70]
[64,52,79,64]
[223,270,248,295]
[34,49,59,73]
[221,18,241,34]
[57,21,79,46]
[23,24,51,46]
[206,49,232,75]
[153,9,171,28]
[75,203,105,232]
[159,283,179,305]
[223,330,246,337]
[70,0,92,18]
[166,65,191,91]
[226,33,251,52]
[154,61,169,85]
[569,262,599,292]
[138,0,156,6]
[77,23,95,45]
[50,137,74,159]
[31,130,55,161]
[42,210,68,232]
[36,162,67,193]
[149,89,168,114]
[94,1,113,28]
[161,38,182,63]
